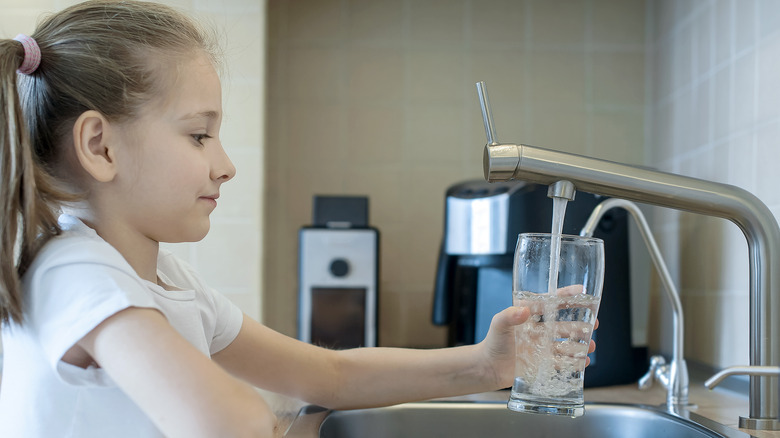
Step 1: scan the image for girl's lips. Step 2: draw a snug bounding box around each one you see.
[200,194,219,208]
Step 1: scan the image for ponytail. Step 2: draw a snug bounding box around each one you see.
[0,39,69,325]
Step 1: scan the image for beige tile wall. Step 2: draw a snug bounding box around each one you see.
[265,0,647,347]
[646,0,780,369]
[0,0,267,322]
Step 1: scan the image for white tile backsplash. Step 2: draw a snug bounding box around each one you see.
[591,0,646,46]
[648,0,780,368]
[756,33,780,122]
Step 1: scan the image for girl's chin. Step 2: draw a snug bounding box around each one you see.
[161,221,211,243]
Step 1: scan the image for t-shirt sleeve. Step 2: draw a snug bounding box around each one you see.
[205,284,244,355]
[156,250,244,355]
[28,258,161,386]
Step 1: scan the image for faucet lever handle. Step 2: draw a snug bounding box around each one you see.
[705,365,780,389]
[476,81,499,146]
[639,355,667,390]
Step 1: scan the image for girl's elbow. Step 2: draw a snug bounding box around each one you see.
[204,388,277,438]
[235,393,278,437]
[236,410,277,438]
[217,405,276,438]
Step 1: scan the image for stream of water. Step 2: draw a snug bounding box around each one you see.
[548,197,568,295]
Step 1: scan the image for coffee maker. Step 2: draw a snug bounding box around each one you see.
[432,180,646,387]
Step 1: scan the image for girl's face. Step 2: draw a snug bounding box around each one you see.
[109,52,236,244]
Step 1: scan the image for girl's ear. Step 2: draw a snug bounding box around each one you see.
[72,110,118,183]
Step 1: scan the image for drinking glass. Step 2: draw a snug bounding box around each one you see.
[507,233,604,417]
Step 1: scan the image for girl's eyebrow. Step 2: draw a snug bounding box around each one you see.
[179,110,219,120]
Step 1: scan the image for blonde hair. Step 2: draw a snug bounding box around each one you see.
[0,0,219,324]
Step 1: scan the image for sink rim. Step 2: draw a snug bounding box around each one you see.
[310,401,757,438]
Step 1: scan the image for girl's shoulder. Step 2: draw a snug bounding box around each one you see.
[30,214,132,276]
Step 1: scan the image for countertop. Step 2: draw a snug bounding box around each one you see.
[267,380,780,438]
[584,382,775,438]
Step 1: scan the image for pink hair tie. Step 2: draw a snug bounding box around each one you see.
[13,34,41,75]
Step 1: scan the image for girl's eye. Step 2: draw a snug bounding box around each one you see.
[192,133,212,145]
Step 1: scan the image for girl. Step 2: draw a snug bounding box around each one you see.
[0,1,593,437]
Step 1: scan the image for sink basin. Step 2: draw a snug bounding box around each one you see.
[316,402,752,438]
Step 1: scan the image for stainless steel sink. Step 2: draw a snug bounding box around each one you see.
[314,402,754,438]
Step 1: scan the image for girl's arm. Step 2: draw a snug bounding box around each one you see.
[77,307,276,437]
[212,306,532,410]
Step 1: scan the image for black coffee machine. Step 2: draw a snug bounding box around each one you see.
[432,180,646,387]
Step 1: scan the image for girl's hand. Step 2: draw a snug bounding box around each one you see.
[477,305,598,390]
[477,306,530,389]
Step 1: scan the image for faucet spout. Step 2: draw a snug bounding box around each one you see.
[547,180,576,201]
[483,141,780,428]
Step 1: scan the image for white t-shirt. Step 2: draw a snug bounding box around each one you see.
[0,214,244,437]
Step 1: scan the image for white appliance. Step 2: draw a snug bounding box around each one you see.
[298,196,379,348]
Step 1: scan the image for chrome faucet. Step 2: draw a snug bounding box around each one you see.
[580,198,689,410]
[476,81,780,430]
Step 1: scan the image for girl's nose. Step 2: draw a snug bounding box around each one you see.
[211,141,236,182]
